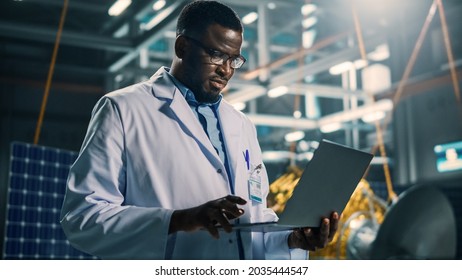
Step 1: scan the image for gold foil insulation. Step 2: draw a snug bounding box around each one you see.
[268,168,387,259]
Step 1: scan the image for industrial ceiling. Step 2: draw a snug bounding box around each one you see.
[1,0,461,166]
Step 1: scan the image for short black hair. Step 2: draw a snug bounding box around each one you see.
[176,0,243,37]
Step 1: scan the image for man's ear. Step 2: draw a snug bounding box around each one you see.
[175,36,188,58]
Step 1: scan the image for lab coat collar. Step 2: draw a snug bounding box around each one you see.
[149,67,229,182]
[165,70,223,110]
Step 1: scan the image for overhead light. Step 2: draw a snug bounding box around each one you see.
[242,12,258,25]
[268,86,289,98]
[164,30,177,38]
[302,30,317,48]
[305,92,320,119]
[142,6,172,30]
[353,59,368,70]
[320,123,342,133]
[301,4,317,16]
[115,74,124,82]
[108,0,132,17]
[267,3,276,10]
[304,75,315,83]
[319,99,393,126]
[361,111,386,123]
[298,140,310,152]
[302,16,318,29]
[232,102,246,111]
[285,131,305,142]
[152,0,166,11]
[362,64,392,92]
[139,48,149,69]
[367,44,390,61]
[329,61,354,75]
[262,151,294,162]
[113,23,129,38]
[293,110,302,119]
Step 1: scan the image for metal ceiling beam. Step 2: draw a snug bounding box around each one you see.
[224,34,385,104]
[224,82,367,104]
[240,31,350,80]
[223,0,303,8]
[0,20,133,52]
[244,99,393,130]
[108,1,188,73]
[225,85,267,104]
[99,0,154,35]
[286,84,367,99]
[1,58,107,76]
[246,113,318,129]
[270,35,384,87]
[17,0,107,13]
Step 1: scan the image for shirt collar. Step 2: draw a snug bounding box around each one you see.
[166,69,222,109]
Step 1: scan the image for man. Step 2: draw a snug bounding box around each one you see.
[60,0,338,259]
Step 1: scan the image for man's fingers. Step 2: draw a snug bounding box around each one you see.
[219,199,245,219]
[224,195,247,205]
[214,209,233,233]
[328,212,339,240]
[192,195,248,238]
[318,218,330,247]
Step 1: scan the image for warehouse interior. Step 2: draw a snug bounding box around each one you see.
[0,0,461,259]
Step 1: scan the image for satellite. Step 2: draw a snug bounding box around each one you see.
[370,185,457,259]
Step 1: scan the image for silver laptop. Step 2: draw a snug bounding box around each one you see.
[231,139,374,232]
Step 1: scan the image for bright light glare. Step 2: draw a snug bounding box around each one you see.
[115,74,124,82]
[362,64,391,92]
[139,48,149,69]
[302,16,318,29]
[361,111,386,123]
[320,123,342,133]
[152,0,166,11]
[367,44,390,61]
[301,4,317,16]
[242,12,258,25]
[329,61,353,75]
[354,59,368,70]
[293,110,302,119]
[298,140,309,152]
[302,30,317,48]
[108,0,132,17]
[142,7,171,30]
[267,2,276,10]
[267,86,289,98]
[285,131,305,142]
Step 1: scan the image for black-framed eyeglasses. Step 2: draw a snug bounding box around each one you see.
[182,35,246,69]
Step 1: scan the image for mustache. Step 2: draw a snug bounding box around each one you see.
[211,75,229,82]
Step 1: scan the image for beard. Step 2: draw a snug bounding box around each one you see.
[191,85,221,103]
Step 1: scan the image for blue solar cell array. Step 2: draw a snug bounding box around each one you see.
[4,142,96,259]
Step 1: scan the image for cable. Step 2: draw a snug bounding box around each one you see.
[34,0,69,144]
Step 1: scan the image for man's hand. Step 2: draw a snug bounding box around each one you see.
[169,195,247,239]
[288,212,339,251]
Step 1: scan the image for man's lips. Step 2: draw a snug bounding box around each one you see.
[210,79,227,89]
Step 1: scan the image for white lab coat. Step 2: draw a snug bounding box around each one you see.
[60,67,301,259]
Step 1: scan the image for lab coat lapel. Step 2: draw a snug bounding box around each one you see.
[218,102,243,187]
[170,94,218,153]
[151,68,223,168]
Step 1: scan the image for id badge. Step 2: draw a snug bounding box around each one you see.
[248,164,263,203]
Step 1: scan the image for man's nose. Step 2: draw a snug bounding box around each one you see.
[217,59,233,77]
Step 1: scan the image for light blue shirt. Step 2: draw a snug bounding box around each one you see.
[167,71,235,192]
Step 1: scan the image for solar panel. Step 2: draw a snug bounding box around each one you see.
[4,142,96,259]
